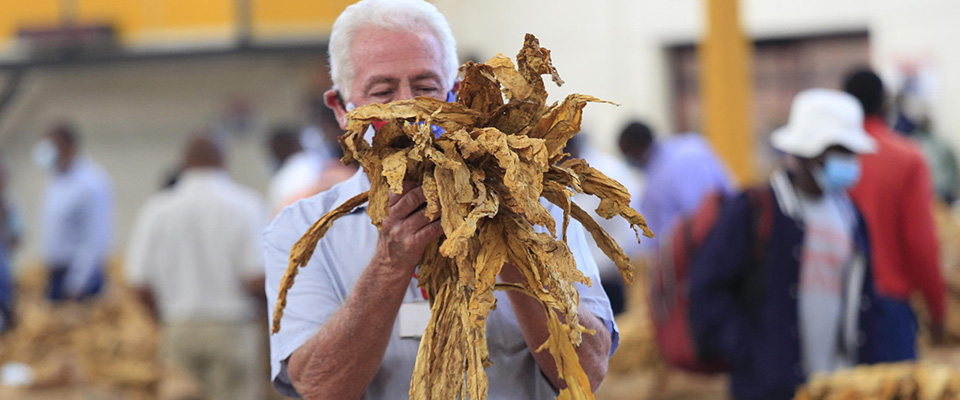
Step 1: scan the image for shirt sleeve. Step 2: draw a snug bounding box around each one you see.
[65,179,114,297]
[899,154,946,322]
[263,206,345,398]
[238,195,269,281]
[689,191,753,363]
[124,201,157,288]
[4,199,24,242]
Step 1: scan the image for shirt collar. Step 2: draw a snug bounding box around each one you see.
[770,168,857,225]
[56,156,84,177]
[771,168,802,220]
[179,168,230,186]
[338,168,370,213]
[863,116,890,138]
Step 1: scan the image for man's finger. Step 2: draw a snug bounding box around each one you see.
[390,187,426,219]
[412,220,444,246]
[400,209,434,233]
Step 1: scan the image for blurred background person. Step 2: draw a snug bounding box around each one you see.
[892,81,960,205]
[34,123,114,302]
[298,92,342,167]
[0,156,23,330]
[565,134,641,315]
[844,69,947,358]
[290,103,356,201]
[125,134,267,400]
[268,104,354,214]
[690,89,881,400]
[266,125,322,213]
[618,121,734,252]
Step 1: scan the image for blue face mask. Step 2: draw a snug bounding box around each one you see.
[814,153,861,193]
[32,138,58,171]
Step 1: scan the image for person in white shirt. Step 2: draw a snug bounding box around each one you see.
[267,126,323,213]
[565,135,641,315]
[126,135,268,400]
[34,124,113,302]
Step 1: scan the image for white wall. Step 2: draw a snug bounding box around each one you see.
[435,0,960,154]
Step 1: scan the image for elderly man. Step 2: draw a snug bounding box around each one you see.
[263,0,617,398]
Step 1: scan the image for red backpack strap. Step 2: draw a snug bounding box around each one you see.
[745,186,775,262]
[730,186,776,321]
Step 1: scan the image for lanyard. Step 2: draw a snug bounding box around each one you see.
[411,273,428,300]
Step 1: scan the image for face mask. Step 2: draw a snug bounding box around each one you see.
[813,153,861,193]
[346,91,456,140]
[32,139,58,171]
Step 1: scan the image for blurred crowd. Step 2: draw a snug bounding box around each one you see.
[0,95,353,398]
[0,1,957,399]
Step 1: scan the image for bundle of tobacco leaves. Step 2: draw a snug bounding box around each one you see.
[0,267,164,399]
[271,34,653,400]
[794,363,960,400]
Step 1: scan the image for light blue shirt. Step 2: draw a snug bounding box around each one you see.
[41,157,114,296]
[264,169,618,399]
[637,134,734,251]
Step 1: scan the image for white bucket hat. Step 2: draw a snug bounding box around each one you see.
[770,88,877,158]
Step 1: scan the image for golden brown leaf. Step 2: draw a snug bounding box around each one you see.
[271,191,369,333]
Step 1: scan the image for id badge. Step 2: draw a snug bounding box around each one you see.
[398,302,431,339]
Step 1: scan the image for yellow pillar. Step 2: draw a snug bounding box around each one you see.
[698,0,755,185]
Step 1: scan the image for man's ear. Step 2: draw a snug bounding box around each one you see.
[324,89,349,130]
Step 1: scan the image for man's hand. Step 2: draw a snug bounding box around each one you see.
[500,263,611,392]
[287,181,444,400]
[376,181,444,274]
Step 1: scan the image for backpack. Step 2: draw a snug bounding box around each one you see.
[647,187,774,373]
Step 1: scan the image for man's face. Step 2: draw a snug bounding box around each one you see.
[51,133,76,169]
[325,27,452,129]
[618,139,650,170]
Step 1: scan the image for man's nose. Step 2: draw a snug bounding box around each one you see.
[396,84,414,101]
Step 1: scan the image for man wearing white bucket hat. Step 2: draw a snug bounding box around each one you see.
[689,89,887,400]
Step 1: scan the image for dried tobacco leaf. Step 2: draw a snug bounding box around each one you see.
[271,33,654,400]
[793,363,960,400]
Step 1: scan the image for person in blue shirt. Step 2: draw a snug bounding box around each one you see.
[34,123,114,301]
[618,121,734,253]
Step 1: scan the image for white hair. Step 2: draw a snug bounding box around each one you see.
[328,0,459,100]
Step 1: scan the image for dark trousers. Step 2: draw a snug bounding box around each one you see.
[870,296,918,362]
[46,265,104,302]
[0,249,13,330]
